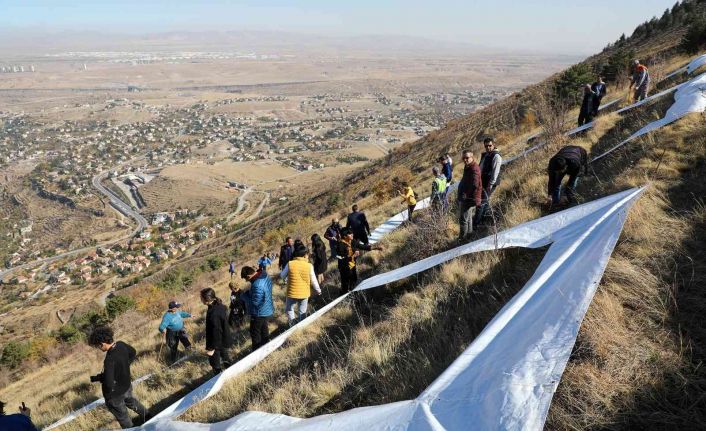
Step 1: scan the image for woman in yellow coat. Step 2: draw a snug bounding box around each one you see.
[399,182,417,222]
[280,243,321,325]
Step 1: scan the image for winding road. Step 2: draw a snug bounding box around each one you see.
[0,166,148,281]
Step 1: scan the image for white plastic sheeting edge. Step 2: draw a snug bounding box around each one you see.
[136,187,644,430]
[592,72,706,162]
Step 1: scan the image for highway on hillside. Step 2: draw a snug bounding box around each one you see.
[0,165,148,281]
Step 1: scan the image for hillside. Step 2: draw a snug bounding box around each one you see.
[2,1,706,430]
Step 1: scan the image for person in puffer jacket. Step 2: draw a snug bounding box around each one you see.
[240,266,275,351]
[280,244,321,325]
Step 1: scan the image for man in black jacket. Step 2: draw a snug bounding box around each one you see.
[547,145,589,206]
[591,76,607,115]
[346,204,371,245]
[578,84,599,127]
[88,326,147,429]
[278,237,294,271]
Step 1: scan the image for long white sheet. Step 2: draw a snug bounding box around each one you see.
[687,54,706,75]
[136,187,644,430]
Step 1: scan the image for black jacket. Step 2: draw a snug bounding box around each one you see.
[101,341,136,400]
[336,238,372,270]
[278,244,293,270]
[547,146,589,195]
[205,302,232,351]
[312,244,327,275]
[346,211,370,236]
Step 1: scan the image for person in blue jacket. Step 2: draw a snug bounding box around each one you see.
[240,266,275,352]
[0,401,38,431]
[158,301,192,362]
[257,253,273,273]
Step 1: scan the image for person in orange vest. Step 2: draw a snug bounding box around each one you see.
[280,244,321,325]
[630,60,650,101]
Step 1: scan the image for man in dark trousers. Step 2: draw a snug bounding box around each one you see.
[346,204,371,245]
[240,266,275,351]
[88,326,147,429]
[546,145,589,206]
[476,138,502,225]
[158,301,192,363]
[591,76,607,115]
[578,84,599,127]
[457,150,482,241]
[278,237,294,271]
[323,218,342,260]
[630,60,650,102]
[336,227,382,293]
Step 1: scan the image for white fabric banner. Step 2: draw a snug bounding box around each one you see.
[136,187,644,430]
[687,54,706,75]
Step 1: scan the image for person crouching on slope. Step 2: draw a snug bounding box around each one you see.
[158,300,192,363]
[546,145,588,207]
[199,288,232,374]
[88,326,147,429]
[280,244,321,325]
[240,266,274,351]
[399,182,417,223]
[336,227,383,293]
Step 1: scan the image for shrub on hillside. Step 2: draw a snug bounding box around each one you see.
[72,309,110,334]
[105,295,136,319]
[205,256,224,272]
[28,335,57,362]
[55,324,83,344]
[681,16,706,54]
[158,268,195,292]
[553,63,595,103]
[1,341,30,369]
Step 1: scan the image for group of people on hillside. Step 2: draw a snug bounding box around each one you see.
[76,118,598,430]
[578,59,651,127]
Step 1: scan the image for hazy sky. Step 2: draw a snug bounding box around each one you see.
[0,0,677,54]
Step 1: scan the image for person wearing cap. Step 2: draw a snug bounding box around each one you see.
[158,301,192,363]
[630,60,650,101]
[280,243,321,324]
[336,227,382,293]
[0,401,38,431]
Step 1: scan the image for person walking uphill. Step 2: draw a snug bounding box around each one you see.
[158,301,192,363]
[336,227,383,293]
[200,288,232,374]
[280,244,321,325]
[346,204,371,245]
[457,150,482,241]
[399,182,417,222]
[631,60,650,102]
[240,266,274,351]
[311,233,328,285]
[88,326,147,429]
[546,145,588,206]
[578,84,599,127]
[476,138,502,225]
[278,237,294,271]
